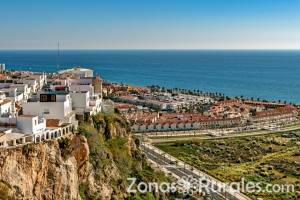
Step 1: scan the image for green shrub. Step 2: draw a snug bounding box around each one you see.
[0,181,14,200]
[58,138,70,157]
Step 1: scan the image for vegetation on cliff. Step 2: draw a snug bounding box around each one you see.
[0,180,14,200]
[0,111,177,200]
[78,112,175,200]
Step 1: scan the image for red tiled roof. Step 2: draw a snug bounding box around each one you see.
[255,106,297,118]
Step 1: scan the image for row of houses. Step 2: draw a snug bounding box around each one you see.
[131,117,242,132]
[252,106,299,124]
[0,72,47,117]
[130,105,299,133]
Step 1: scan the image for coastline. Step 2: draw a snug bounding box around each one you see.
[1,49,300,103]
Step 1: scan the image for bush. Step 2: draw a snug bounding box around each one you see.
[0,181,14,200]
[58,138,70,157]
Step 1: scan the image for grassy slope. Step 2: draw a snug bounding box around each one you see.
[156,131,300,200]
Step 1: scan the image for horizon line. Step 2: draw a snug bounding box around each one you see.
[1,48,300,51]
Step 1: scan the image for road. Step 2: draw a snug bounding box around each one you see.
[140,123,300,199]
[148,124,300,144]
[142,143,251,200]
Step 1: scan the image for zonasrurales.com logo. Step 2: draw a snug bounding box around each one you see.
[127,176,295,196]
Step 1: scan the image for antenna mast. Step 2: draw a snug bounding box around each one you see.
[57,41,60,69]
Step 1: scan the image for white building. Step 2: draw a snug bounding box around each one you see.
[68,78,93,85]
[0,64,5,72]
[16,115,46,134]
[69,84,94,95]
[0,98,12,117]
[27,74,47,89]
[89,94,102,114]
[59,67,93,78]
[22,92,75,125]
[0,91,6,100]
[6,84,29,101]
[71,92,90,112]
[22,79,38,93]
[70,91,102,115]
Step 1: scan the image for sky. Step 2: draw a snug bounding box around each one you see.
[0,0,300,49]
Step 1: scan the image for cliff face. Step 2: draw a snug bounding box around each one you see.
[0,135,89,200]
[0,133,135,200]
[0,113,166,200]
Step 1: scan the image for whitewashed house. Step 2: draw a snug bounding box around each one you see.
[0,98,12,117]
[69,84,94,95]
[16,115,46,134]
[71,92,90,113]
[22,79,38,93]
[22,92,76,125]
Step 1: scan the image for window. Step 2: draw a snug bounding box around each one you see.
[50,94,56,102]
[40,94,47,102]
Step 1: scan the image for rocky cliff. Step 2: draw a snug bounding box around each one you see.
[0,113,169,200]
[0,135,87,200]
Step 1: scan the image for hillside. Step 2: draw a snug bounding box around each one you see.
[0,113,173,200]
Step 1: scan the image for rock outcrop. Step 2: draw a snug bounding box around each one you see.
[0,133,137,200]
[0,113,165,200]
[0,135,87,200]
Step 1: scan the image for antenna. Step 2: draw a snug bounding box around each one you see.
[57,41,60,70]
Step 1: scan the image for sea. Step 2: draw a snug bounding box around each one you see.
[0,50,299,103]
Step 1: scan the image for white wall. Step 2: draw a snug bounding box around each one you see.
[59,68,93,78]
[73,70,93,78]
[22,101,72,121]
[22,79,37,92]
[15,93,24,102]
[17,116,46,134]
[68,78,92,85]
[69,84,94,95]
[0,102,12,116]
[71,92,89,110]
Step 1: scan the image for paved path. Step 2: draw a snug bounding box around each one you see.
[148,124,300,144]
[142,143,251,200]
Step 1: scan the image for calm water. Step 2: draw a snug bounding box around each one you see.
[0,50,300,103]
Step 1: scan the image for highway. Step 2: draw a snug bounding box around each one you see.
[142,143,251,200]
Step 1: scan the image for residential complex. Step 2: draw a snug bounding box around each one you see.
[0,67,103,148]
[105,83,299,133]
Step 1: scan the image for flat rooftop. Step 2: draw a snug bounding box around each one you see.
[0,130,27,142]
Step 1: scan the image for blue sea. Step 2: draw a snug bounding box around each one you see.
[0,50,300,103]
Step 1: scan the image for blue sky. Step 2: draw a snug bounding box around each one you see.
[0,0,300,49]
